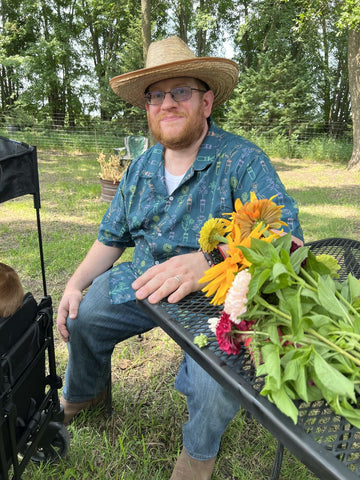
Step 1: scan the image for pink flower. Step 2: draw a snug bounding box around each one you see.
[216,311,243,355]
[224,269,251,323]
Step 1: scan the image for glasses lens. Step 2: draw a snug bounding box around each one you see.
[171,87,192,102]
[145,86,194,105]
[146,91,165,105]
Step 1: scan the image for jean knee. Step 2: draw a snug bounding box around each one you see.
[66,295,94,338]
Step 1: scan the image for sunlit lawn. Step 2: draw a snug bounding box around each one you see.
[1,149,359,479]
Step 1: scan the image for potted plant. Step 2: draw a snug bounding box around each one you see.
[97,152,130,202]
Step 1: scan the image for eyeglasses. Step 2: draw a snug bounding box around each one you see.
[144,86,207,105]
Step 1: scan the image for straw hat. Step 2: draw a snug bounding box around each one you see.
[110,36,239,110]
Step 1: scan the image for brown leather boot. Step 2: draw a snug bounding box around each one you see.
[60,389,108,425]
[170,447,216,480]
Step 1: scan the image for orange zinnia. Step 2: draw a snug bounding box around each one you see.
[225,192,287,240]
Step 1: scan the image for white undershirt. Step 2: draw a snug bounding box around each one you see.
[165,169,185,195]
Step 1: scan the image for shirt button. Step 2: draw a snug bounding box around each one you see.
[154,260,160,265]
[169,196,174,201]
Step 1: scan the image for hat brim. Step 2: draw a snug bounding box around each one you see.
[109,57,239,110]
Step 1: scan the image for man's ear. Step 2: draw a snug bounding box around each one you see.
[203,90,214,117]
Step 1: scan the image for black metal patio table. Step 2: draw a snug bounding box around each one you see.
[139,238,360,480]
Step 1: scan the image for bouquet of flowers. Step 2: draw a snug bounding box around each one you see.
[197,193,360,427]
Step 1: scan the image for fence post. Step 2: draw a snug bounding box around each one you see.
[94,117,98,151]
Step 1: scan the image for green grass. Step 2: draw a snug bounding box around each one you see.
[1,150,360,479]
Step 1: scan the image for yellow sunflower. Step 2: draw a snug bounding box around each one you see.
[199,217,228,252]
[225,192,288,240]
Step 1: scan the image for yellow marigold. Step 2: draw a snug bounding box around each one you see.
[199,218,228,252]
[225,192,288,241]
[200,254,243,305]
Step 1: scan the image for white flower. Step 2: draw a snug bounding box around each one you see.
[224,269,251,324]
[208,317,220,333]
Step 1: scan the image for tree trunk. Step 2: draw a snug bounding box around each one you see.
[347,28,360,170]
[141,0,151,64]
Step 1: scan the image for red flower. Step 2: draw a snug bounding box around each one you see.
[215,311,243,355]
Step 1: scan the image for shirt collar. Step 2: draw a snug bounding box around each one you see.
[192,118,220,171]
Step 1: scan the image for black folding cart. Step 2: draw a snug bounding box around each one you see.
[0,136,70,480]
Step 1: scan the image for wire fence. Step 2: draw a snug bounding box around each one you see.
[0,114,149,153]
[0,113,353,157]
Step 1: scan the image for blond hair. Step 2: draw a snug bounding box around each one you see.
[0,262,24,317]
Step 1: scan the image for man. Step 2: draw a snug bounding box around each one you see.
[57,36,303,480]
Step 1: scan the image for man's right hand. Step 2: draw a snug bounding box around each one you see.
[56,240,124,342]
[57,289,83,342]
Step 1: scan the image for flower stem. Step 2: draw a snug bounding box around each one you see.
[299,267,318,288]
[215,234,229,244]
[307,328,360,366]
[300,267,358,324]
[254,295,291,321]
[334,290,360,320]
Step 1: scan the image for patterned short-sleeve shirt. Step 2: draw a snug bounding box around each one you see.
[98,119,303,304]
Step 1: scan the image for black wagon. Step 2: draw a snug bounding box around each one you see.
[0,136,69,480]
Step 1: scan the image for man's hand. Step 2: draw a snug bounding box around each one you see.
[56,289,83,342]
[132,251,209,304]
[56,240,124,342]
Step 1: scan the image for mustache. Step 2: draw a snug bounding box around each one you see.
[158,113,186,121]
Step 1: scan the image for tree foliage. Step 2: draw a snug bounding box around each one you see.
[227,53,313,130]
[0,0,356,159]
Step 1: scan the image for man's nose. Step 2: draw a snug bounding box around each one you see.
[161,92,178,107]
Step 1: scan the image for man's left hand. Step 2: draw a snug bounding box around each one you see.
[132,251,208,304]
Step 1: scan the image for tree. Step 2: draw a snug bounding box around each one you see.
[345,17,360,169]
[226,52,313,132]
[291,0,359,168]
[141,0,151,63]
[228,1,316,132]
[0,0,38,114]
[78,0,138,120]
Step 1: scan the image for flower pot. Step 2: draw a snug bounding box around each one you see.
[99,178,120,202]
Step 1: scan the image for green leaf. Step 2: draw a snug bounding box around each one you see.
[309,313,333,330]
[278,288,303,338]
[300,287,319,303]
[283,358,299,382]
[348,274,360,304]
[303,250,332,277]
[290,246,309,273]
[247,268,270,300]
[240,242,272,267]
[247,237,280,265]
[263,276,291,293]
[312,353,356,402]
[260,343,281,389]
[328,397,360,429]
[272,232,292,252]
[267,324,281,345]
[294,364,309,401]
[265,387,299,424]
[315,254,340,278]
[271,262,289,280]
[317,276,348,318]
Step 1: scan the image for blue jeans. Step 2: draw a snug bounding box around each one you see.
[63,269,240,460]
